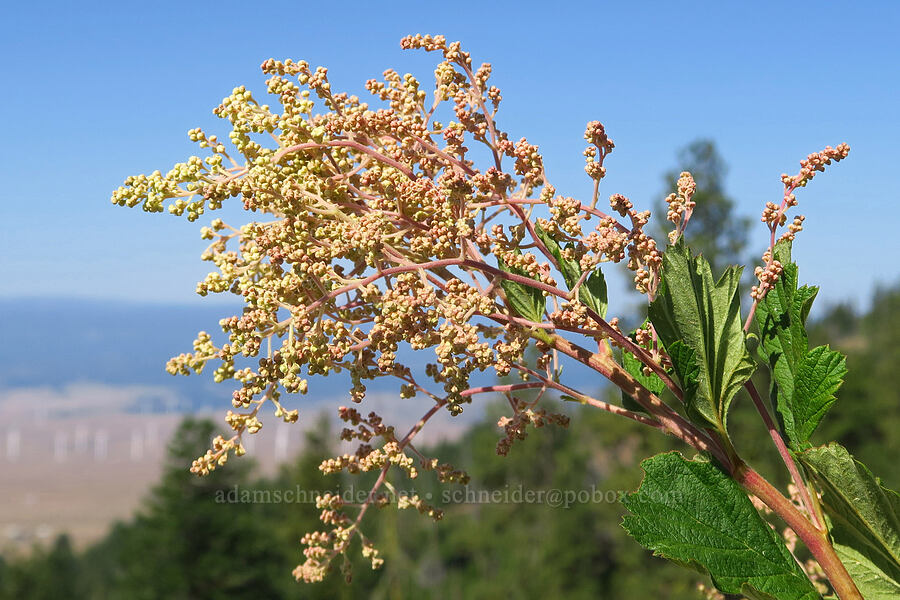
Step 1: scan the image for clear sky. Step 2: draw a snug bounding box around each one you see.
[1,1,897,311]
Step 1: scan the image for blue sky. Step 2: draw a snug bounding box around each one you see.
[1,1,897,310]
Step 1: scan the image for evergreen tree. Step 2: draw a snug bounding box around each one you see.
[83,418,285,599]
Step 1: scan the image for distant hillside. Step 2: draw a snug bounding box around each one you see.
[1,298,606,414]
[0,299,484,552]
[0,297,614,416]
[0,297,236,410]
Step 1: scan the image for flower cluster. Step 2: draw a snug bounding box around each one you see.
[112,29,664,571]
[749,143,850,306]
[780,144,850,189]
[112,34,850,587]
[496,405,570,456]
[665,171,697,244]
[751,253,784,301]
[583,120,615,182]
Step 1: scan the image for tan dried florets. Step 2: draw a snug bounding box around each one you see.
[496,405,570,456]
[190,434,245,475]
[396,494,443,520]
[421,459,470,484]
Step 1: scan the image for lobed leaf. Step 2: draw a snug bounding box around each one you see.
[801,443,900,598]
[666,340,703,424]
[579,269,608,319]
[535,225,607,318]
[790,346,846,446]
[755,241,847,450]
[498,254,546,324]
[833,544,900,600]
[648,240,755,433]
[622,452,821,600]
[621,348,665,414]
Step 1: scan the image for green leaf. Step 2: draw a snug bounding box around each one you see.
[551,364,562,383]
[579,268,608,319]
[833,544,900,600]
[790,346,846,445]
[741,587,782,600]
[535,225,607,318]
[648,240,756,433]
[621,348,664,414]
[535,225,579,288]
[801,443,900,598]
[755,243,847,450]
[498,254,546,324]
[772,237,793,268]
[622,452,821,600]
[667,340,702,423]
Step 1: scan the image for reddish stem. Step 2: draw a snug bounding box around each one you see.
[734,463,862,600]
[744,380,823,529]
[461,382,546,397]
[504,361,663,429]
[744,183,798,332]
[547,334,729,467]
[469,198,630,233]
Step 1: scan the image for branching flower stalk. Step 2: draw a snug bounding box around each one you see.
[744,142,849,330]
[112,35,875,599]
